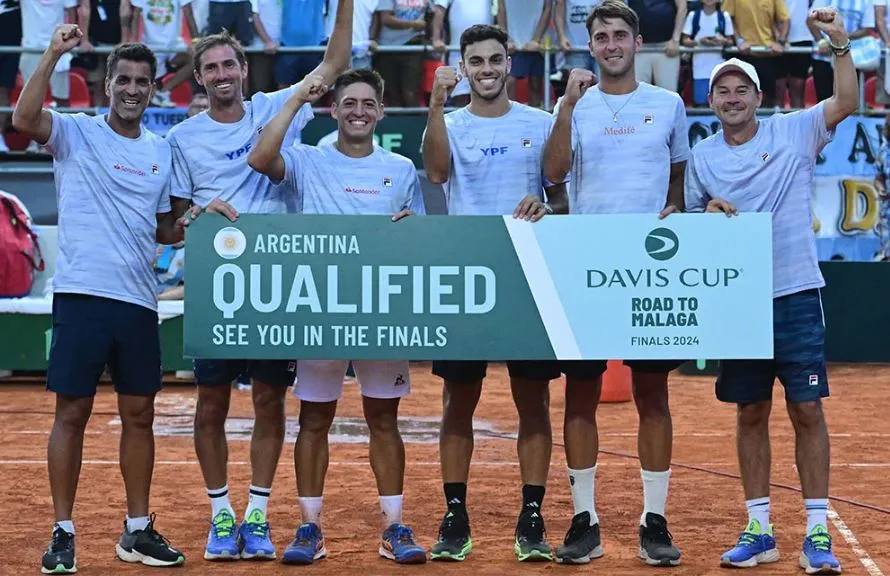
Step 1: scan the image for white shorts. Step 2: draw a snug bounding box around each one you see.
[19,53,69,100]
[294,360,411,403]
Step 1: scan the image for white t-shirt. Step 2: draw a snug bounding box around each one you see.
[682,9,734,80]
[45,111,173,311]
[132,0,191,50]
[786,0,813,43]
[686,104,833,298]
[327,0,378,48]
[503,0,546,46]
[252,0,282,46]
[22,0,78,49]
[552,82,690,214]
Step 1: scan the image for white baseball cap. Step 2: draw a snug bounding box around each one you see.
[708,58,761,93]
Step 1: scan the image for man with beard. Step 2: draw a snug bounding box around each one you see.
[543,0,688,567]
[684,9,854,573]
[163,0,354,563]
[12,24,201,574]
[248,68,427,566]
[422,23,569,564]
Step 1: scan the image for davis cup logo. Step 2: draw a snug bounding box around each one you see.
[214,227,247,260]
[645,228,679,261]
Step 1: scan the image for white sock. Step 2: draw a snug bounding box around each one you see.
[126,516,150,533]
[746,497,771,532]
[299,496,323,526]
[55,520,75,535]
[805,498,829,534]
[568,465,599,525]
[245,485,271,523]
[379,495,403,528]
[207,484,235,520]
[640,468,671,526]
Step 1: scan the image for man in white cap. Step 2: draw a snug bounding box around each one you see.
[684,7,854,575]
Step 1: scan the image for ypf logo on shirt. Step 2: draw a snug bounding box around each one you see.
[645,228,679,261]
[213,227,247,260]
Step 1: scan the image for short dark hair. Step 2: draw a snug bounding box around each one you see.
[333,68,385,103]
[586,0,640,37]
[193,30,246,74]
[460,24,508,57]
[106,43,157,81]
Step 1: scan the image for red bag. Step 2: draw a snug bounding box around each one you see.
[0,191,44,298]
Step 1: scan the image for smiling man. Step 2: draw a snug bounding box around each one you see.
[12,24,193,574]
[247,68,426,565]
[421,23,568,564]
[163,0,355,563]
[684,8,855,574]
[543,0,688,567]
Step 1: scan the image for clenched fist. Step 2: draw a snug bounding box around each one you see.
[563,68,596,107]
[807,7,848,45]
[50,24,84,57]
[295,74,329,104]
[430,66,460,107]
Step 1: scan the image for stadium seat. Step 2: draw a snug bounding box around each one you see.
[865,75,880,109]
[4,131,30,151]
[68,72,91,107]
[804,76,817,107]
[514,77,529,104]
[169,78,192,106]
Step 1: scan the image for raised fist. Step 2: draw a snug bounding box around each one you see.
[431,66,460,107]
[563,67,596,106]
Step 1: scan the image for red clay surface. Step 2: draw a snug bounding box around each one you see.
[1,362,888,575]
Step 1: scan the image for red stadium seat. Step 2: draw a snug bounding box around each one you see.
[804,75,817,107]
[169,77,193,106]
[865,75,881,109]
[68,72,91,107]
[4,131,31,151]
[513,77,529,104]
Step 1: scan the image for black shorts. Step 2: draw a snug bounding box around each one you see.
[432,360,561,383]
[781,41,812,79]
[193,359,297,387]
[46,293,162,397]
[738,54,779,98]
[560,360,684,380]
[716,289,828,405]
[205,0,254,45]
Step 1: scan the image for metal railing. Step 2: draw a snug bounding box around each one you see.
[0,43,879,115]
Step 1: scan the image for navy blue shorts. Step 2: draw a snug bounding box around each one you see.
[46,293,162,397]
[432,360,560,383]
[717,289,829,405]
[510,52,545,78]
[194,359,296,387]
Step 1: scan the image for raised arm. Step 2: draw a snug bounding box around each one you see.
[248,75,327,181]
[810,7,857,130]
[431,3,447,52]
[309,0,354,89]
[12,25,82,144]
[422,66,458,183]
[543,70,593,184]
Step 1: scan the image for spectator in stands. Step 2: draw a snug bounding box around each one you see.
[775,0,812,108]
[205,0,252,44]
[155,243,185,300]
[331,0,380,71]
[187,90,208,115]
[554,0,597,79]
[248,0,281,95]
[722,0,789,107]
[681,0,735,106]
[375,0,427,107]
[276,0,326,89]
[874,115,890,260]
[77,0,125,108]
[629,0,686,92]
[130,0,199,108]
[0,0,21,153]
[809,0,874,101]
[875,0,890,105]
[432,0,494,103]
[499,0,551,108]
[19,0,79,152]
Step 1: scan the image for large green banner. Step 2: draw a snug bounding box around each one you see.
[183,213,774,361]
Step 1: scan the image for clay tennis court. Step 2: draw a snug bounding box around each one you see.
[1,362,888,575]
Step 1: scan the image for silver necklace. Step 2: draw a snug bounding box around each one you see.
[598,88,638,123]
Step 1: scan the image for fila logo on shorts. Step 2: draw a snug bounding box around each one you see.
[394,374,406,387]
[288,361,296,373]
[809,374,819,386]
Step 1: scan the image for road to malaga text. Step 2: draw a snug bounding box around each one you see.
[629,297,700,347]
[209,233,496,349]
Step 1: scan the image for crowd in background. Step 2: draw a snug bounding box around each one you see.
[1,0,889,148]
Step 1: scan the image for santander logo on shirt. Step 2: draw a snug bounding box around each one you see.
[114,162,146,177]
[345,186,380,196]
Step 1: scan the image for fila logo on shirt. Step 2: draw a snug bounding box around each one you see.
[151,164,159,175]
[760,151,770,162]
[383,177,392,187]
